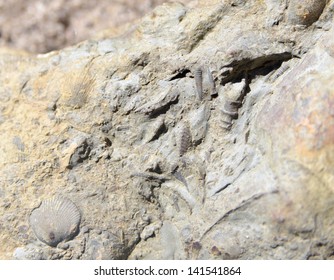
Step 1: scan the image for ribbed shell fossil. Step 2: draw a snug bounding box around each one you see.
[29,196,81,247]
[221,100,240,130]
[194,67,203,100]
[60,68,95,110]
[178,123,192,156]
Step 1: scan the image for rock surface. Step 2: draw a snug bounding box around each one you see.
[1,0,334,259]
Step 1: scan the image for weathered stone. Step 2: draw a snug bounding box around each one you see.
[287,0,327,26]
[1,0,334,259]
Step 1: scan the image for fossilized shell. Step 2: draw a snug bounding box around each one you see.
[29,196,81,247]
[268,63,291,83]
[188,103,210,145]
[59,69,95,110]
[221,100,240,130]
[178,123,192,156]
[207,67,217,96]
[194,67,203,100]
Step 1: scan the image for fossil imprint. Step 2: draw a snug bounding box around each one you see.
[29,196,81,247]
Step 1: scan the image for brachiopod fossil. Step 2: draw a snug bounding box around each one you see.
[29,196,81,247]
[59,67,95,110]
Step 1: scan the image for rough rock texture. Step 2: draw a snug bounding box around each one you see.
[0,0,193,54]
[1,0,334,260]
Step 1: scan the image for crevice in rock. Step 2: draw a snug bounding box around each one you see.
[220,52,293,85]
[68,140,92,169]
[148,122,168,142]
[168,68,191,81]
[148,95,179,118]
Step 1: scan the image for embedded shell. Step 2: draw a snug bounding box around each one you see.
[29,196,81,247]
[221,100,240,130]
[178,123,192,156]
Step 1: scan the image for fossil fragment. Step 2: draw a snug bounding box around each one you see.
[178,123,192,156]
[29,196,81,247]
[172,170,188,188]
[221,76,248,130]
[270,64,290,82]
[221,100,240,130]
[194,67,203,100]
[59,68,95,110]
[12,136,25,152]
[164,181,196,213]
[194,66,218,100]
[12,136,27,162]
[287,0,327,26]
[188,103,210,145]
[207,67,217,96]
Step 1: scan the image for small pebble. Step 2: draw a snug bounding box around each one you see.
[81,226,90,234]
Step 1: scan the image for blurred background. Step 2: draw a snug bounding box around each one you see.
[0,0,193,54]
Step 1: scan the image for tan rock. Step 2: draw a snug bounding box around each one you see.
[1,0,334,259]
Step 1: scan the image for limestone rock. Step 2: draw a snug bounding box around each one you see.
[1,0,334,259]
